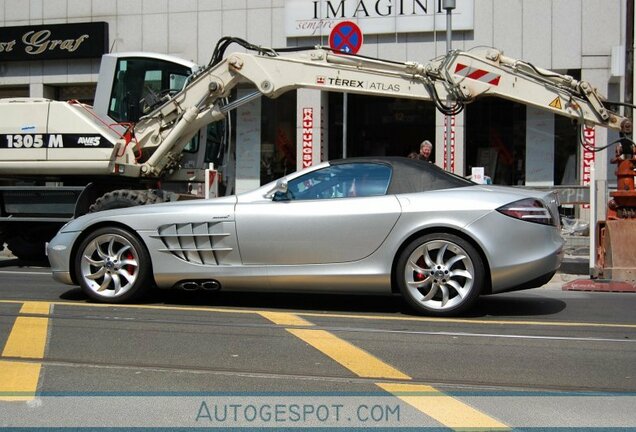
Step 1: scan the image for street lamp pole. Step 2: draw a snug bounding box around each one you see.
[443,0,455,172]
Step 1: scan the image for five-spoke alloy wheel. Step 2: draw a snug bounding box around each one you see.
[74,227,151,303]
[397,233,484,316]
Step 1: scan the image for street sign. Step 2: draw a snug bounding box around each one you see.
[329,21,363,54]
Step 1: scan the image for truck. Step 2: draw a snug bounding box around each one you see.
[0,52,222,259]
[0,36,631,261]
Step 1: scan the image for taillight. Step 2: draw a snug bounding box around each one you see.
[497,198,554,225]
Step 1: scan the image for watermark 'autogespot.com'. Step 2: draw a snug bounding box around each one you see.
[0,394,428,428]
[195,400,401,425]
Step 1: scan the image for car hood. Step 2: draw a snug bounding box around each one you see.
[59,195,238,233]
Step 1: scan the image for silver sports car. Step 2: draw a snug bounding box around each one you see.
[48,157,563,316]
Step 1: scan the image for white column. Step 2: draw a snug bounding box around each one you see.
[434,110,445,168]
[525,106,554,186]
[581,69,611,184]
[581,69,611,223]
[29,84,56,99]
[235,88,262,194]
[296,89,328,170]
[454,111,465,176]
[320,95,328,162]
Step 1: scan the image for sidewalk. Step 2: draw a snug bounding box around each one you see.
[543,271,587,291]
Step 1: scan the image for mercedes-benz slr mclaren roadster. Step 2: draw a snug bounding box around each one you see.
[48,157,563,316]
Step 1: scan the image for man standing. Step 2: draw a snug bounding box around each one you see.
[418,140,433,161]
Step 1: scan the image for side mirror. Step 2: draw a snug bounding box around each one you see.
[265,178,289,199]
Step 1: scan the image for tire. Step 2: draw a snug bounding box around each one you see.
[74,227,152,303]
[396,233,484,316]
[89,189,163,213]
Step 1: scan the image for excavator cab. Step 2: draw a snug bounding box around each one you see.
[92,52,225,185]
[93,52,197,123]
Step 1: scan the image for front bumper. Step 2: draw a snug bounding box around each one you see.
[47,230,82,286]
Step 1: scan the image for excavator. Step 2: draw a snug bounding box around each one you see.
[594,132,636,284]
[0,37,632,269]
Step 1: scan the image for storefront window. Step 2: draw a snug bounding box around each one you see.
[466,97,579,186]
[554,116,578,185]
[0,87,28,98]
[465,99,526,185]
[58,85,97,104]
[260,92,297,184]
[329,93,435,159]
[203,121,227,166]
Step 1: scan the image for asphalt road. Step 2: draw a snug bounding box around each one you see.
[1,258,635,429]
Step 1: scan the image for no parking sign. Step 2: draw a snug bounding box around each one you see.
[329,21,363,54]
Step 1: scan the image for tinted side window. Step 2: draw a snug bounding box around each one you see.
[284,163,391,201]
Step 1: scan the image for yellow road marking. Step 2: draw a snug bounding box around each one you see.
[19,301,51,316]
[377,383,509,430]
[262,313,409,379]
[288,328,410,380]
[263,313,507,429]
[0,361,42,401]
[2,317,49,359]
[259,311,314,327]
[1,302,51,401]
[261,312,409,379]
[0,299,632,330]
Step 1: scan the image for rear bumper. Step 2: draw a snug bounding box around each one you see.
[466,211,564,294]
[489,238,564,294]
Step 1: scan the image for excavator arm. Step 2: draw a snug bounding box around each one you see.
[431,48,628,129]
[125,42,631,177]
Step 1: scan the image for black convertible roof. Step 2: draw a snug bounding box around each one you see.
[331,156,474,194]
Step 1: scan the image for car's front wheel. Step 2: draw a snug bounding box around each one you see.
[74,227,152,303]
[396,233,484,316]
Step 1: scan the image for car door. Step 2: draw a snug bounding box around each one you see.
[235,162,401,265]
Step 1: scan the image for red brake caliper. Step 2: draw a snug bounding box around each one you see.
[125,252,135,275]
[414,257,426,281]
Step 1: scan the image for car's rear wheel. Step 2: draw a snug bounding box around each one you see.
[74,227,152,303]
[397,233,484,316]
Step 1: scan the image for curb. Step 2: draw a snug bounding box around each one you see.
[563,278,636,293]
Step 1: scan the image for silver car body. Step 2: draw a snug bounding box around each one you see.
[48,158,563,302]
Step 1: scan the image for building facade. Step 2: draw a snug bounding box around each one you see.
[0,0,631,204]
